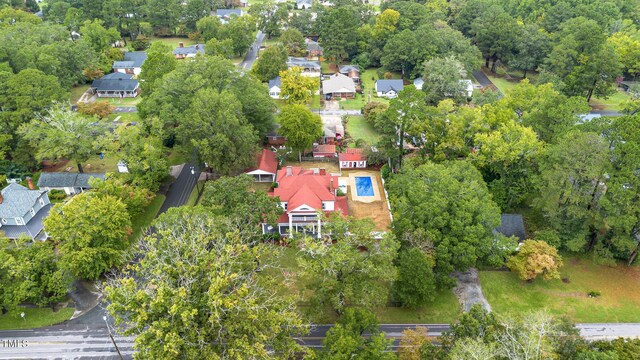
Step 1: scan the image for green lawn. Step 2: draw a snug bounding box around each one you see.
[71,84,90,103]
[104,97,141,106]
[167,147,190,166]
[321,61,337,74]
[66,153,120,173]
[264,245,460,324]
[486,74,519,95]
[0,307,75,330]
[590,89,631,111]
[149,36,194,49]
[360,69,392,105]
[108,112,140,124]
[480,256,640,322]
[129,194,165,242]
[309,94,321,109]
[346,115,379,144]
[339,93,367,110]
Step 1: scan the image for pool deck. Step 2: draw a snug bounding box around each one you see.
[346,172,381,203]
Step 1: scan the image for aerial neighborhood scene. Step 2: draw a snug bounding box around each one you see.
[2,0,640,358]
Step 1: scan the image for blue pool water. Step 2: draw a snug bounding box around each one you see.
[355,176,374,197]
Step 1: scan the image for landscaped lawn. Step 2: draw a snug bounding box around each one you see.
[167,147,190,166]
[104,97,142,107]
[129,194,165,242]
[346,115,379,144]
[360,69,392,105]
[65,153,120,173]
[149,36,194,49]
[590,89,631,111]
[0,307,75,330]
[487,74,519,95]
[264,245,460,324]
[309,94,321,110]
[480,256,640,322]
[70,84,90,103]
[339,93,366,110]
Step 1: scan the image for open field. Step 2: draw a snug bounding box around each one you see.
[481,256,640,322]
[0,308,75,330]
[264,245,460,324]
[346,115,379,144]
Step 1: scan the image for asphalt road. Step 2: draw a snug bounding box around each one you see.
[239,31,265,70]
[157,163,200,215]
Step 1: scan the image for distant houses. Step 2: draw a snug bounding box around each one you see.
[375,79,404,98]
[173,43,205,59]
[112,51,147,75]
[305,38,322,59]
[339,65,360,83]
[215,9,243,24]
[268,76,282,99]
[0,182,50,240]
[287,57,321,77]
[91,73,140,98]
[312,144,336,158]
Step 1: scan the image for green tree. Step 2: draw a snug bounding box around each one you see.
[298,217,399,316]
[279,66,319,105]
[510,23,550,78]
[317,7,360,63]
[182,88,258,175]
[105,207,306,359]
[200,174,282,230]
[507,240,564,281]
[393,248,436,308]
[421,56,468,105]
[534,131,610,253]
[320,308,395,360]
[19,103,109,173]
[279,28,305,56]
[45,193,132,280]
[204,37,234,58]
[195,16,221,41]
[469,4,518,72]
[251,44,287,82]
[79,19,121,53]
[277,104,322,161]
[218,15,256,56]
[248,0,288,38]
[89,176,155,219]
[139,42,176,95]
[387,161,501,288]
[112,125,169,192]
[473,121,544,210]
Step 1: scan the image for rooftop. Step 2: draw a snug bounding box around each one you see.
[322,73,356,94]
[0,183,47,218]
[247,149,278,175]
[287,57,321,70]
[375,79,404,93]
[494,214,526,242]
[338,148,365,162]
[112,51,147,68]
[268,76,281,88]
[173,44,206,56]
[91,77,139,92]
[37,173,106,189]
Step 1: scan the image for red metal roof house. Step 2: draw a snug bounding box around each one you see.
[264,166,348,237]
[339,148,367,169]
[245,149,278,182]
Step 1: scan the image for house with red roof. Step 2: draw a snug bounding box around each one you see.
[313,144,336,158]
[339,148,367,169]
[264,166,348,237]
[245,149,278,182]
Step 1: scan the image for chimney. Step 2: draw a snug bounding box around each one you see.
[26,177,35,190]
[313,168,319,175]
[286,166,292,177]
[179,42,184,48]
[330,178,334,192]
[319,169,326,175]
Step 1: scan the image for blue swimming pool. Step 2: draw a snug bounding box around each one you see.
[355,176,374,197]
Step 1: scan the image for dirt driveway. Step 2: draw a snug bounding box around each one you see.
[453,268,492,312]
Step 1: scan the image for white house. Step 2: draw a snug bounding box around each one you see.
[112,51,147,76]
[268,76,282,99]
[460,79,474,97]
[287,57,321,77]
[413,77,424,90]
[339,148,367,169]
[375,79,404,98]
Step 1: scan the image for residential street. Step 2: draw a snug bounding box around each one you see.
[239,31,264,70]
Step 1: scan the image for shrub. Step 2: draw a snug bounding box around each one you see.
[48,189,67,201]
[381,164,391,181]
[588,291,601,298]
[336,188,345,196]
[507,240,564,281]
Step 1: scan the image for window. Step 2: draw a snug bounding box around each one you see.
[322,203,326,210]
[30,208,35,216]
[15,218,23,225]
[283,203,288,210]
[39,198,45,206]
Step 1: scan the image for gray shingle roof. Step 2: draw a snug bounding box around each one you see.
[1,204,50,239]
[305,39,322,52]
[268,76,281,89]
[91,78,139,92]
[112,52,147,68]
[322,73,355,94]
[375,79,404,93]
[494,214,526,241]
[0,183,47,218]
[37,173,105,189]
[216,9,243,17]
[102,73,134,80]
[297,0,312,6]
[287,57,321,70]
[339,65,359,74]
[172,44,206,56]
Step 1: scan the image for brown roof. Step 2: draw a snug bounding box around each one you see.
[313,144,336,154]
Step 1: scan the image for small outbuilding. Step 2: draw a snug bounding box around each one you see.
[37,173,106,195]
[494,214,527,242]
[245,149,278,182]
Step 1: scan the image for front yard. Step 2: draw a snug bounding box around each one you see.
[480,256,640,322]
[0,307,75,330]
[346,115,379,144]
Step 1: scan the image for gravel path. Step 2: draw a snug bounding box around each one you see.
[453,268,492,312]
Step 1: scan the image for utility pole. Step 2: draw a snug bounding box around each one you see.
[103,316,123,360]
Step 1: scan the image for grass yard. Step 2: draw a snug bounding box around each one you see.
[360,69,392,105]
[49,153,120,173]
[186,181,205,206]
[0,307,75,330]
[346,115,379,144]
[104,97,142,107]
[589,89,631,111]
[309,94,321,109]
[108,112,140,124]
[480,256,640,322]
[264,245,460,324]
[339,94,366,110]
[70,84,90,103]
[149,36,194,49]
[129,194,165,241]
[167,147,190,166]
[487,74,519,95]
[284,160,340,173]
